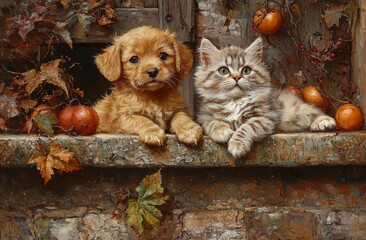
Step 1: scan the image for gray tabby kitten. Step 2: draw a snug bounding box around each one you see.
[195,38,336,159]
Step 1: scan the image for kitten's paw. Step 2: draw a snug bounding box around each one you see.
[310,115,336,131]
[209,127,234,144]
[176,123,203,146]
[228,139,252,159]
[140,128,166,146]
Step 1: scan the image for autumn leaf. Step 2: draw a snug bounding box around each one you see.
[32,112,58,135]
[60,0,69,9]
[22,69,46,95]
[28,143,52,185]
[28,141,83,185]
[40,59,69,97]
[7,12,41,39]
[22,116,33,134]
[126,170,169,235]
[105,4,117,22]
[54,27,73,49]
[323,3,357,29]
[17,99,38,112]
[0,118,6,132]
[97,15,115,26]
[0,95,19,119]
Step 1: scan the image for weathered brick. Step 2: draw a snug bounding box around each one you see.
[181,210,247,239]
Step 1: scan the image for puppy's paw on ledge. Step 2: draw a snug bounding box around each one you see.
[139,128,166,146]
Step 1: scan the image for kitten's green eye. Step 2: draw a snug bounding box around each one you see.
[218,67,230,76]
[241,66,251,75]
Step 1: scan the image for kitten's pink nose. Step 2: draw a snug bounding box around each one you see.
[231,74,241,82]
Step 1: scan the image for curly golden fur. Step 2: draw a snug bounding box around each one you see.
[94,26,203,146]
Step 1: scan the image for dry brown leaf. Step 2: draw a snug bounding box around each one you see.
[22,69,46,95]
[28,141,83,185]
[40,59,69,97]
[60,0,69,8]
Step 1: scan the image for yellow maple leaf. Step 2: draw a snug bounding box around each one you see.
[28,141,83,185]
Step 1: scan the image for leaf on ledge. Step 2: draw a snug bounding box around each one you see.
[32,112,58,135]
[28,141,83,185]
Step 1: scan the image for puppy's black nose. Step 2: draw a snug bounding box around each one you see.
[146,68,159,78]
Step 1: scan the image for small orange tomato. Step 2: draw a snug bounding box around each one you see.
[253,6,283,35]
[301,86,328,111]
[71,105,100,136]
[335,104,363,131]
[58,106,77,133]
[284,85,303,100]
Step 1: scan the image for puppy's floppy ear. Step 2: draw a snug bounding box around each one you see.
[172,38,193,76]
[95,41,122,82]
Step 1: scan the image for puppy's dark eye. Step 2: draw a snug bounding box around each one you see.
[159,52,168,61]
[129,56,139,64]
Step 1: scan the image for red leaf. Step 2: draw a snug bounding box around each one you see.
[98,15,115,26]
[22,116,34,134]
[0,118,6,132]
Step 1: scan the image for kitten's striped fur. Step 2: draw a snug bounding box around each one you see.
[195,38,336,159]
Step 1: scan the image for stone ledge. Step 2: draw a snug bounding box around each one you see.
[0,132,365,168]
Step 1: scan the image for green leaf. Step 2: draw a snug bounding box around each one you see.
[125,170,169,235]
[141,195,169,206]
[126,199,144,235]
[33,112,58,135]
[136,170,164,200]
[140,207,160,226]
[139,203,163,219]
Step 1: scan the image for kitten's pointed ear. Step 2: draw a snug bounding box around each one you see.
[200,38,219,67]
[245,37,263,60]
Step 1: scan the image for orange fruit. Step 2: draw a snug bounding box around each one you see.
[335,104,363,131]
[253,7,283,35]
[71,105,99,136]
[301,86,328,111]
[284,85,303,100]
[58,106,77,133]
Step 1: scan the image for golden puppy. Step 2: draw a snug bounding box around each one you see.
[94,26,203,146]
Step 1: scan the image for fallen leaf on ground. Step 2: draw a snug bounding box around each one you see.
[126,170,169,235]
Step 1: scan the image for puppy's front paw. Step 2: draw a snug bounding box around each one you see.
[176,123,203,146]
[228,138,252,159]
[140,128,166,146]
[310,115,336,131]
[208,127,234,144]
